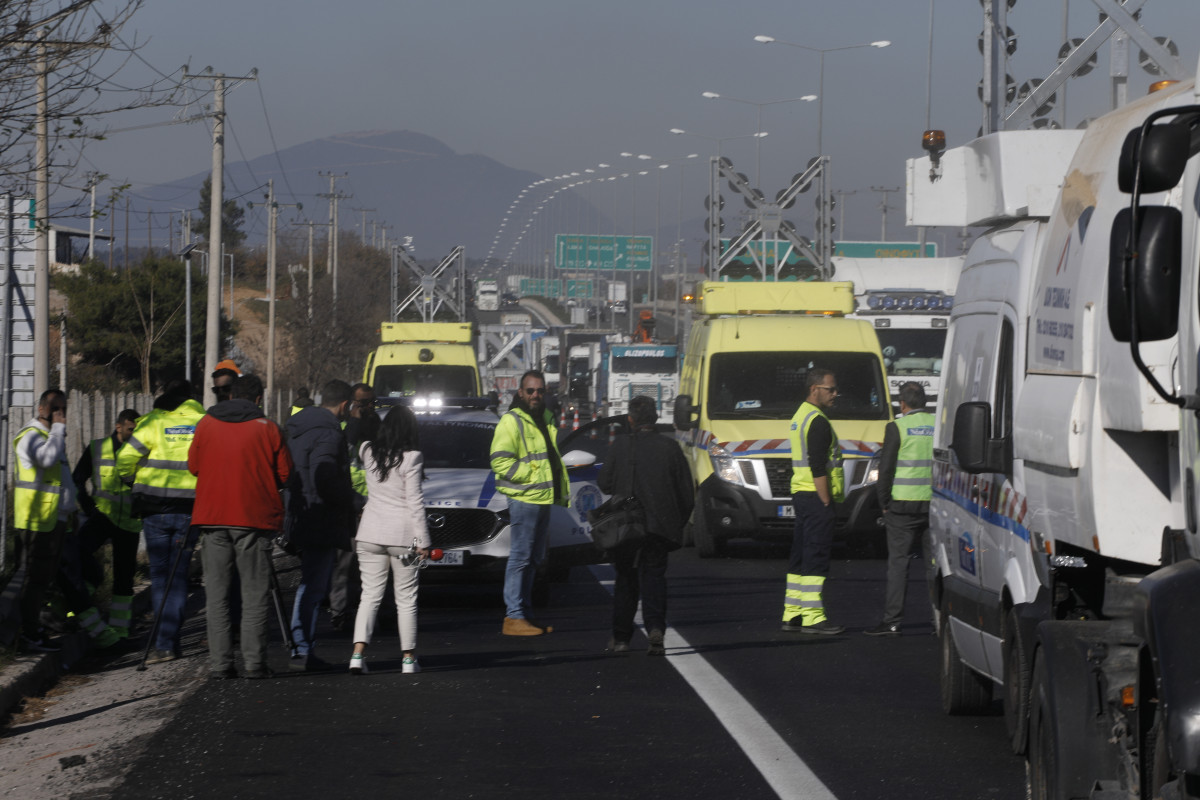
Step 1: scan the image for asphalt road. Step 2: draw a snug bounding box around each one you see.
[106,546,1025,800]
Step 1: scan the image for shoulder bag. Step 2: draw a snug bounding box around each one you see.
[588,434,648,552]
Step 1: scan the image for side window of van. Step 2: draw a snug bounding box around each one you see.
[994,319,1015,471]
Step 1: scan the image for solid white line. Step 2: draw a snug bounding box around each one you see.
[588,566,837,800]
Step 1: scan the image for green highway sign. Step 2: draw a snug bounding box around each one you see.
[566,280,593,299]
[519,278,563,297]
[555,234,652,271]
[834,241,938,258]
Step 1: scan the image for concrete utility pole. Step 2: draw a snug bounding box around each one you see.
[870,186,901,241]
[186,68,256,406]
[317,172,350,319]
[352,206,375,245]
[25,28,111,398]
[249,181,300,416]
[835,189,856,238]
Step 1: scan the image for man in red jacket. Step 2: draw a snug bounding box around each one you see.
[189,374,293,680]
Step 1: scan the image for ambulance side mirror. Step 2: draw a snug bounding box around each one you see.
[951,402,1006,474]
[673,394,698,431]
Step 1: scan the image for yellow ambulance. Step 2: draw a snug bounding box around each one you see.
[363,322,482,398]
[673,281,892,556]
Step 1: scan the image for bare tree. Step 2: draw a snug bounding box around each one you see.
[0,1,186,201]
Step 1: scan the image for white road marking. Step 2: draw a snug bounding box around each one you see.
[588,565,838,800]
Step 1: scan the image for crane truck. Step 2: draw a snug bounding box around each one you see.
[911,74,1200,799]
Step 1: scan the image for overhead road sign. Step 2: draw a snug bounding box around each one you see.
[520,278,563,298]
[555,234,652,271]
[835,241,937,259]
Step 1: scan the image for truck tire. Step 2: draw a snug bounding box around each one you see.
[1003,608,1032,754]
[1026,651,1057,800]
[693,504,725,559]
[940,597,993,715]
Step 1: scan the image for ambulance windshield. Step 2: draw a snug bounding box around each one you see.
[707,352,889,421]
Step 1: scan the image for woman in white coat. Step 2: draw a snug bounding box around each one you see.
[349,405,428,674]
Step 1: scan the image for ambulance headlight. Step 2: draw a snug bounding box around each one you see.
[708,443,742,485]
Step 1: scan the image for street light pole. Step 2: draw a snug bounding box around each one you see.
[700,92,816,186]
[753,36,891,157]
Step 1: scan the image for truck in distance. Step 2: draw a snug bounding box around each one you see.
[475,279,500,311]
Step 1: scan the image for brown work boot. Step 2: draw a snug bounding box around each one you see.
[502,617,551,636]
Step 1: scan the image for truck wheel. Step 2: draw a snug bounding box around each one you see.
[1003,608,1032,754]
[940,597,993,715]
[693,505,725,559]
[1026,651,1056,800]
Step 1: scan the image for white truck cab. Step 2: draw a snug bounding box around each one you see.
[914,73,1200,799]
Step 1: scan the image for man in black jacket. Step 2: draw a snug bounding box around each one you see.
[597,395,694,656]
[286,379,364,671]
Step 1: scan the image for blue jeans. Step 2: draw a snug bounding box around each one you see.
[503,499,551,619]
[142,513,198,652]
[290,547,336,656]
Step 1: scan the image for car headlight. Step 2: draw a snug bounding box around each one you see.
[708,443,742,485]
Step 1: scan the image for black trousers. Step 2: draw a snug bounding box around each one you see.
[787,492,835,577]
[611,534,670,642]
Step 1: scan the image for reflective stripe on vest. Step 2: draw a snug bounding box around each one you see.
[122,401,204,502]
[490,408,568,505]
[13,426,62,532]
[892,411,935,502]
[91,437,139,532]
[789,401,844,501]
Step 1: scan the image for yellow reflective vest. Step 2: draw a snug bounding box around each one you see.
[13,425,63,532]
[890,411,935,502]
[116,400,205,511]
[90,435,140,532]
[489,407,569,506]
[789,401,845,502]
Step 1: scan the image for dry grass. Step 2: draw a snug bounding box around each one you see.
[9,675,93,725]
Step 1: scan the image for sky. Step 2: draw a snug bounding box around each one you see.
[65,0,1200,254]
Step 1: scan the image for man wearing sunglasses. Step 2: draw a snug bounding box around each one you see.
[489,370,569,635]
[782,368,846,636]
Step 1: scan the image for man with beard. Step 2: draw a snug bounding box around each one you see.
[489,370,569,636]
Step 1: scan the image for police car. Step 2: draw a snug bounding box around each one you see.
[380,398,626,600]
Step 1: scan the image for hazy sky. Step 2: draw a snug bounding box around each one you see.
[71,0,1200,250]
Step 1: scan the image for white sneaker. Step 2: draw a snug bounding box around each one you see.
[402,656,420,674]
[349,654,367,675]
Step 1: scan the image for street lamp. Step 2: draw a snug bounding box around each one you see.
[753,35,890,157]
[669,127,768,162]
[177,243,199,384]
[700,92,816,185]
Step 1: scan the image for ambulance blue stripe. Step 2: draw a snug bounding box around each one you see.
[934,486,1032,543]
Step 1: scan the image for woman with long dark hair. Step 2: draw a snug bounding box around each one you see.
[348,405,428,674]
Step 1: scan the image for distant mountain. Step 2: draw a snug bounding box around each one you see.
[125,129,581,262]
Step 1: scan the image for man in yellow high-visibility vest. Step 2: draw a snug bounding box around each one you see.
[865,382,935,637]
[71,408,142,644]
[12,389,76,652]
[782,368,845,635]
[116,379,205,665]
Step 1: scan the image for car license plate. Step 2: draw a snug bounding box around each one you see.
[777,505,795,518]
[430,549,465,566]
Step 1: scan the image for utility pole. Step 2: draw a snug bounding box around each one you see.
[352,206,375,245]
[317,172,350,319]
[870,186,901,241]
[25,28,110,398]
[835,189,856,238]
[186,68,257,406]
[249,182,300,416]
